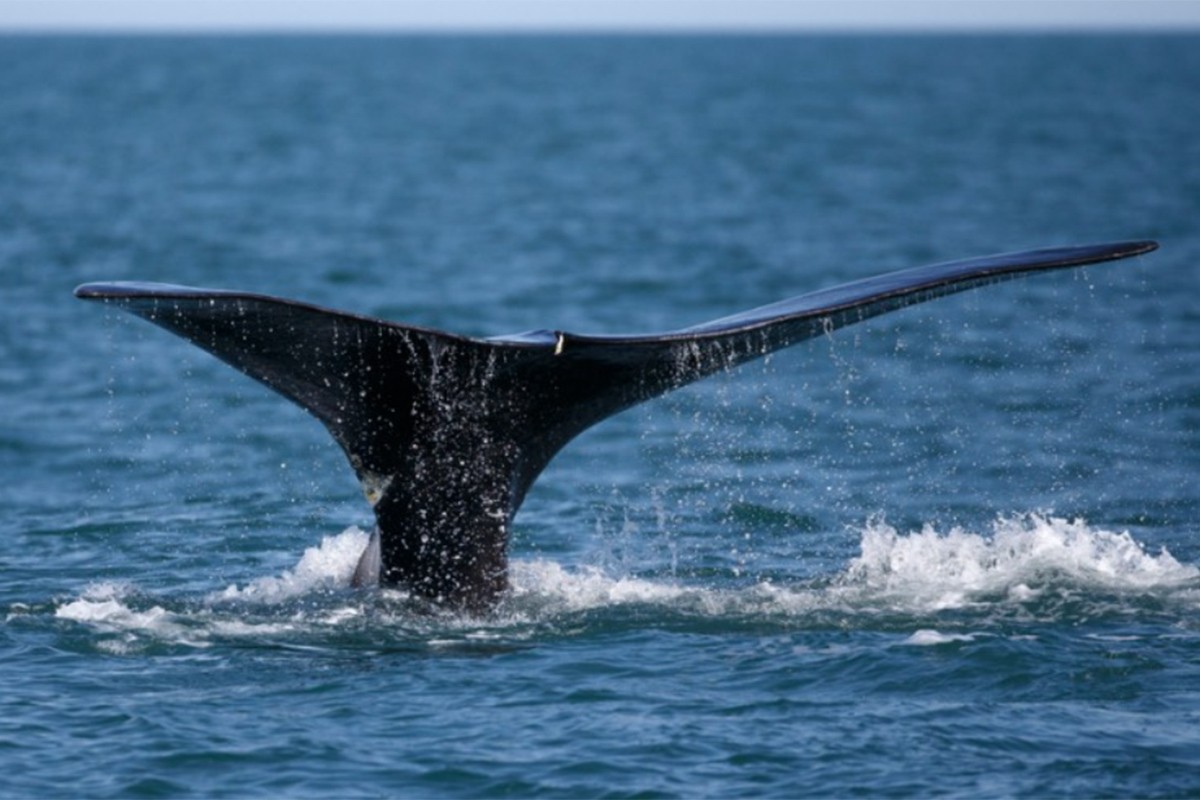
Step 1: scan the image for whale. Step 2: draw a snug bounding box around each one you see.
[77,240,1156,610]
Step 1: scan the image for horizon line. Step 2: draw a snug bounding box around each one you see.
[2,0,1198,34]
[3,23,1199,35]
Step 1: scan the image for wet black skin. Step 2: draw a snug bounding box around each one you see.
[76,240,1156,611]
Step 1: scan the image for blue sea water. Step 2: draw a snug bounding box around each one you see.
[2,33,1199,797]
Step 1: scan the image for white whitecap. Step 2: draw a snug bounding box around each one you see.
[55,582,203,645]
[837,513,1199,613]
[903,629,979,646]
[507,559,692,612]
[210,526,370,604]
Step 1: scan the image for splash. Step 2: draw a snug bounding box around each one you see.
[50,515,1199,650]
[504,515,1199,619]
[837,513,1199,613]
[209,526,371,603]
[52,534,377,652]
[509,560,689,609]
[55,582,203,651]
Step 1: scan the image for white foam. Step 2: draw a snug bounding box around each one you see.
[839,513,1199,612]
[56,581,201,644]
[502,515,1198,619]
[52,515,1199,645]
[507,559,693,611]
[53,531,373,648]
[210,526,370,604]
[56,596,177,630]
[903,630,980,646]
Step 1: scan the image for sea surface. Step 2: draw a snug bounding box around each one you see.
[2,34,1199,798]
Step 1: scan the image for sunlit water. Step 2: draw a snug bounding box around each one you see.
[3,34,1199,797]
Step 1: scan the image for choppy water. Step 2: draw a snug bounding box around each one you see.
[2,34,1199,798]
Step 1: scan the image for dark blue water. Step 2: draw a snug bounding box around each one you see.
[2,34,1199,798]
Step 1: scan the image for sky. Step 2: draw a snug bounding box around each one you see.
[1,0,1198,32]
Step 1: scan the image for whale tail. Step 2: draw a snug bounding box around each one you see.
[76,240,1156,609]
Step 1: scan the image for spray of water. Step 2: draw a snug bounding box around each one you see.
[51,513,1199,652]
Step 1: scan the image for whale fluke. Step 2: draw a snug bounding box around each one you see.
[76,240,1157,610]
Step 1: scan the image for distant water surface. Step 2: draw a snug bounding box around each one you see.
[2,34,1199,798]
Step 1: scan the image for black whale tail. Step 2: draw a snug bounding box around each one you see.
[76,240,1156,609]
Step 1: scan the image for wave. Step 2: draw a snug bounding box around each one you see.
[50,514,1199,651]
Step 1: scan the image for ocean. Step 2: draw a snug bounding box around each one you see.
[2,34,1198,797]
